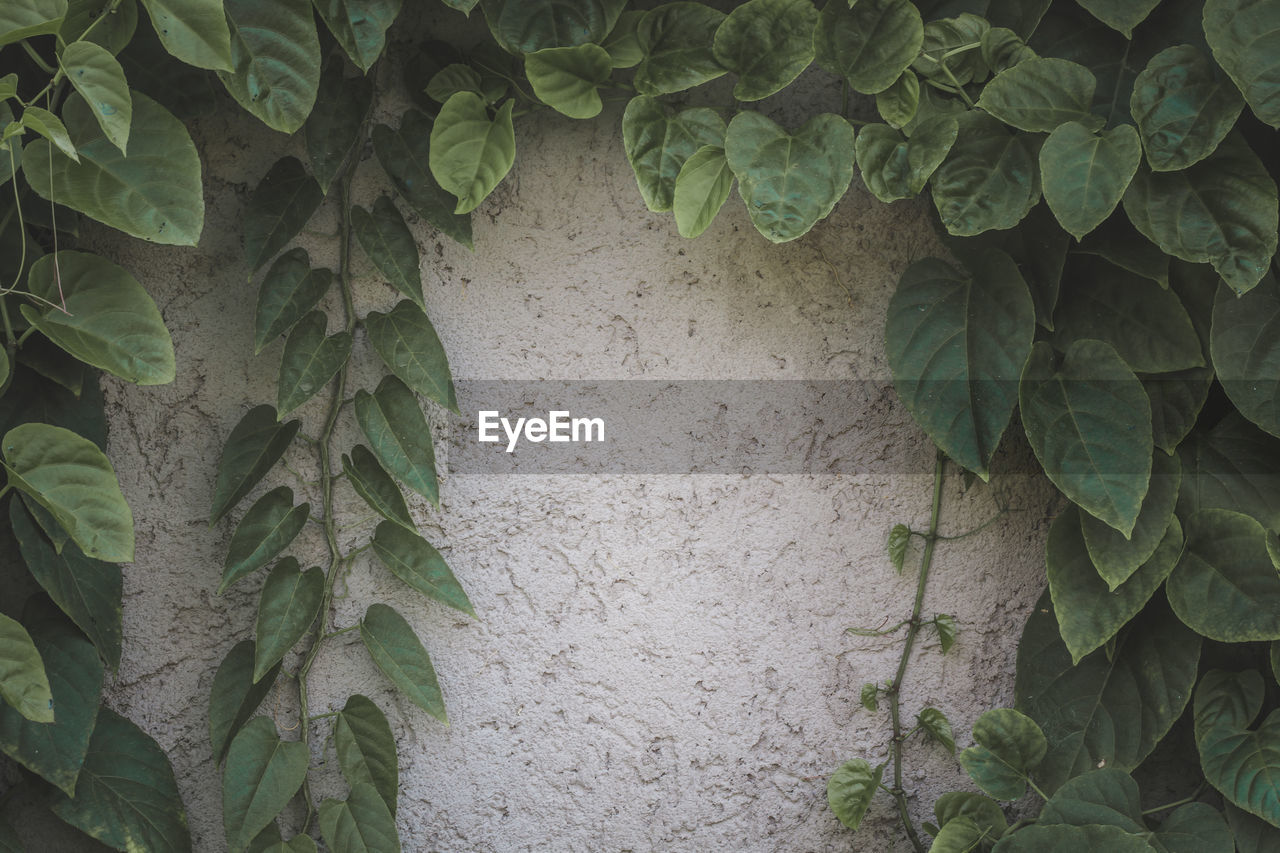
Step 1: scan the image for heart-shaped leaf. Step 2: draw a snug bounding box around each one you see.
[1020,340,1152,537]
[477,0,623,53]
[1155,803,1235,853]
[633,2,725,95]
[254,559,323,682]
[621,95,725,213]
[335,695,398,815]
[364,300,455,411]
[219,487,309,594]
[930,111,1041,236]
[359,603,446,721]
[934,792,1007,839]
[601,10,642,69]
[1124,133,1278,296]
[1204,0,1280,128]
[918,707,956,753]
[209,641,280,765]
[218,0,320,134]
[815,0,922,95]
[276,310,352,416]
[372,521,473,616]
[21,250,175,385]
[1168,509,1280,642]
[23,92,203,245]
[60,42,132,154]
[1212,273,1280,438]
[253,249,333,354]
[991,823,1157,852]
[978,57,1098,132]
[826,758,883,831]
[1040,122,1141,239]
[672,144,733,238]
[1178,412,1280,529]
[1080,450,1180,588]
[354,375,438,505]
[930,817,992,853]
[1145,369,1213,454]
[981,26,1037,73]
[222,716,309,852]
[712,0,817,101]
[372,109,473,249]
[305,58,373,194]
[1227,800,1280,853]
[1037,767,1145,832]
[913,13,989,86]
[429,93,515,214]
[137,0,233,71]
[1131,45,1244,172]
[1075,0,1161,36]
[209,405,300,525]
[959,708,1047,800]
[524,44,612,119]
[342,445,414,531]
[0,611,52,723]
[1195,669,1280,825]
[0,0,67,48]
[876,70,919,128]
[886,251,1035,479]
[724,110,855,243]
[313,0,401,73]
[318,781,401,853]
[855,116,958,203]
[244,157,325,273]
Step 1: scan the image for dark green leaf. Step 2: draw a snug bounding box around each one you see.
[1123,133,1278,296]
[61,42,132,154]
[254,560,323,682]
[219,487,309,594]
[887,523,910,572]
[1154,803,1234,853]
[219,0,321,134]
[918,706,955,753]
[0,611,52,723]
[815,0,922,95]
[854,117,958,203]
[62,0,139,55]
[335,695,398,816]
[621,95,725,213]
[990,824,1156,852]
[1131,45,1243,172]
[305,59,373,194]
[209,641,281,765]
[1203,0,1280,128]
[934,614,957,653]
[886,252,1034,479]
[1194,669,1280,825]
[876,70,919,128]
[930,111,1041,236]
[354,375,438,505]
[725,110,856,243]
[0,363,106,452]
[633,2,726,95]
[253,249,333,354]
[1038,767,1144,832]
[934,792,1007,839]
[600,10,642,69]
[137,0,233,71]
[313,0,401,72]
[1212,273,1280,438]
[23,92,203,245]
[913,14,989,87]
[1080,450,1180,588]
[426,64,488,104]
[277,310,352,416]
[359,603,446,721]
[364,300,456,412]
[117,12,219,120]
[712,0,817,101]
[981,26,1037,73]
[22,250,175,385]
[342,445,414,531]
[1019,340,1152,536]
[244,157,325,273]
[222,716,309,852]
[672,144,733,239]
[1168,509,1280,642]
[209,405,300,525]
[1073,212,1169,287]
[21,106,81,163]
[524,44,612,119]
[1075,0,1160,36]
[959,708,1046,800]
[977,57,1098,132]
[318,781,400,853]
[49,708,191,852]
[352,194,426,305]
[0,816,18,853]
[428,94,515,215]
[1178,412,1280,529]
[1227,800,1280,853]
[826,758,883,830]
[1040,122,1140,239]
[477,0,623,53]
[0,0,68,47]
[372,109,473,249]
[372,521,473,617]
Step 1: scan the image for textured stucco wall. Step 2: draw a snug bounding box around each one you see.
[62,16,1055,852]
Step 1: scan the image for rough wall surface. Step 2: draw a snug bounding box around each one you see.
[74,18,1053,852]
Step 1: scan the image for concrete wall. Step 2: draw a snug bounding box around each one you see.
[75,15,1053,852]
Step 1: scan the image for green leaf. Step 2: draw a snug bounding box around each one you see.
[219,0,320,133]
[62,0,139,55]
[860,682,878,712]
[219,487,309,594]
[209,405,301,525]
[711,0,817,101]
[222,716,309,853]
[209,641,280,765]
[934,614,957,653]
[1019,340,1152,536]
[372,521,473,617]
[118,11,220,120]
[359,603,446,722]
[672,144,732,239]
[918,706,956,753]
[815,0,923,96]
[3,423,133,562]
[854,117,958,203]
[22,91,203,245]
[426,64,487,104]
[0,362,106,452]
[1016,592,1201,793]
[313,0,401,72]
[372,109,473,249]
[335,695,398,816]
[20,106,80,163]
[1154,803,1234,853]
[1073,213,1169,288]
[1080,451,1180,589]
[49,708,191,852]
[1168,509,1280,642]
[958,708,1046,800]
[977,57,1098,132]
[913,14,989,87]
[1048,506,1181,663]
[1227,800,1280,853]
[0,0,67,47]
[524,44,612,119]
[244,157,325,273]
[621,95,725,213]
[477,0,623,53]
[826,758,883,830]
[354,376,438,505]
[633,2,726,96]
[886,251,1035,479]
[1203,0,1280,128]
[60,42,132,154]
[318,782,401,853]
[364,300,456,412]
[724,110,856,243]
[600,10,642,69]
[277,311,352,416]
[1037,767,1144,832]
[1212,273,1280,438]
[254,559,322,682]
[934,792,1007,839]
[876,70,919,129]
[887,523,910,572]
[1178,412,1280,529]
[305,59,373,194]
[1131,45,1243,172]
[0,612,52,724]
[1075,0,1160,36]
[1123,133,1278,296]
[258,836,316,853]
[342,445,414,531]
[21,251,175,385]
[1052,257,1203,373]
[1194,669,1280,825]
[138,0,233,71]
[0,599,103,796]
[981,26,1037,73]
[930,111,1041,236]
[253,249,333,354]
[10,499,121,672]
[354,202,425,312]
[1040,122,1140,240]
[991,824,1156,852]
[929,817,993,853]
[429,93,515,215]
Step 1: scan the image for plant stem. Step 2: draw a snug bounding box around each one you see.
[886,450,946,853]
[1141,780,1209,815]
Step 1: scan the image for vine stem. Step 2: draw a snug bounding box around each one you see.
[886,450,946,853]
